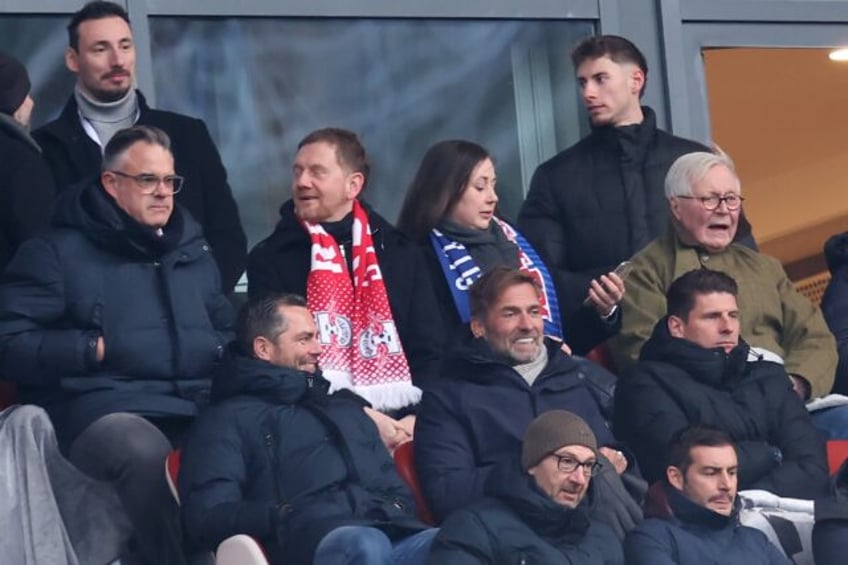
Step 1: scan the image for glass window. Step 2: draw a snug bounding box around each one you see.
[0,16,77,127]
[149,17,594,246]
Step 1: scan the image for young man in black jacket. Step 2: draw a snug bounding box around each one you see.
[518,35,753,328]
[428,410,623,564]
[625,426,789,564]
[614,268,830,498]
[179,293,435,565]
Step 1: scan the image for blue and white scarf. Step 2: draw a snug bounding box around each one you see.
[430,218,563,339]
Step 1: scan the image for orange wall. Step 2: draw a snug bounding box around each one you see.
[703,48,848,263]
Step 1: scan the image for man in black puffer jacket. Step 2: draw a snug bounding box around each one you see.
[0,125,234,565]
[179,293,436,565]
[518,35,753,326]
[614,269,829,499]
[428,410,622,564]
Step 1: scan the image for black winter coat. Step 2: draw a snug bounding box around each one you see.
[178,352,428,565]
[518,107,753,323]
[415,335,619,521]
[614,321,829,498]
[33,92,247,293]
[624,483,790,565]
[428,462,623,564]
[823,232,848,394]
[0,180,234,446]
[0,115,55,271]
[247,200,444,391]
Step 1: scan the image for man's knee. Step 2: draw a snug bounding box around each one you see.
[316,526,392,561]
[71,413,172,478]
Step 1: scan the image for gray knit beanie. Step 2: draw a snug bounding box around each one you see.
[0,52,30,116]
[521,410,598,470]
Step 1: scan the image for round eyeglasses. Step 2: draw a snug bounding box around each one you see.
[110,170,185,195]
[676,194,744,211]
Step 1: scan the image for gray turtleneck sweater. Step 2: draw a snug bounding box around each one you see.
[74,86,138,148]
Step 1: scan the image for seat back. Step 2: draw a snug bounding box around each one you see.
[165,449,182,504]
[643,481,673,519]
[827,439,848,476]
[0,382,17,410]
[585,342,616,374]
[393,441,436,525]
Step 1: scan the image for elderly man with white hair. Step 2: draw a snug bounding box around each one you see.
[609,151,847,438]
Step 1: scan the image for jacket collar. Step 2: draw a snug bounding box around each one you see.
[441,333,579,385]
[265,198,399,251]
[486,460,594,540]
[663,481,740,530]
[639,318,750,388]
[211,347,332,405]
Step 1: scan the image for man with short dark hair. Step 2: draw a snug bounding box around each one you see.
[428,410,623,564]
[179,293,436,565]
[0,51,55,271]
[33,1,247,293]
[247,127,443,423]
[0,125,234,565]
[614,269,829,498]
[415,267,643,537]
[625,426,790,564]
[518,35,752,330]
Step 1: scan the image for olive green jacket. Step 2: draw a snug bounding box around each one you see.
[610,230,836,398]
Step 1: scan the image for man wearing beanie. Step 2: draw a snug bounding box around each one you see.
[428,410,624,564]
[33,1,247,294]
[0,51,55,271]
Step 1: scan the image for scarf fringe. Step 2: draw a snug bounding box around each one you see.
[323,369,422,410]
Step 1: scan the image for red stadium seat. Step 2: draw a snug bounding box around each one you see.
[827,439,848,476]
[393,441,437,525]
[0,382,17,410]
[585,343,616,373]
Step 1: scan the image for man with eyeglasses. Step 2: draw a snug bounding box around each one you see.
[415,267,643,539]
[0,125,234,565]
[33,1,247,294]
[625,426,791,564]
[608,151,844,438]
[428,410,624,563]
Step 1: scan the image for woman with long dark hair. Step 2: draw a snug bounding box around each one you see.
[397,139,623,354]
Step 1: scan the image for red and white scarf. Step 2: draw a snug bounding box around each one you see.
[303,201,421,410]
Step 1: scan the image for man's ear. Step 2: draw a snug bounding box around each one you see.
[345,171,365,201]
[667,465,685,490]
[668,197,683,222]
[101,171,119,199]
[470,317,485,339]
[253,336,272,361]
[630,67,646,97]
[65,47,79,73]
[667,314,686,339]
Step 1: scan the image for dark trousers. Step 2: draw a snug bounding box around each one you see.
[70,412,189,565]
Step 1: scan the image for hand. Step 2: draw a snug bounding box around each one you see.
[395,415,416,438]
[363,407,411,453]
[599,446,627,475]
[788,374,811,401]
[586,273,625,318]
[96,336,105,362]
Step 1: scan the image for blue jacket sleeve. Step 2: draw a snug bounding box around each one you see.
[623,524,679,565]
[414,387,493,521]
[0,237,98,383]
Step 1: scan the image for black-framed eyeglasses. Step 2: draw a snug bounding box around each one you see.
[553,454,601,476]
[110,170,185,195]
[676,194,744,211]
